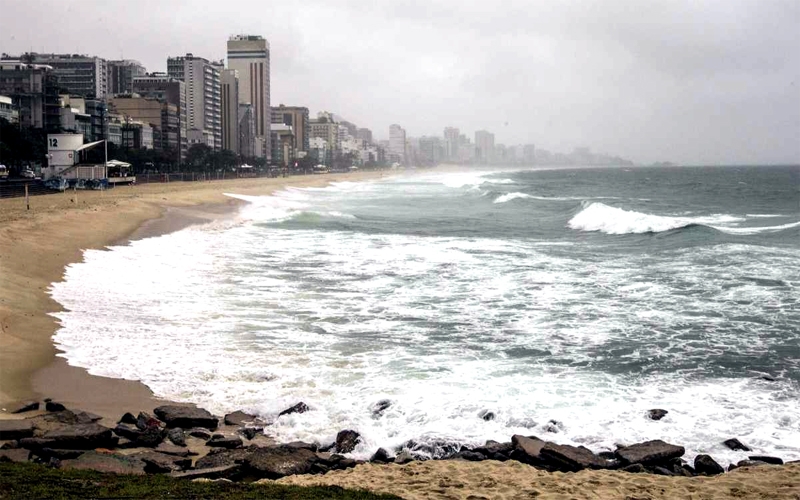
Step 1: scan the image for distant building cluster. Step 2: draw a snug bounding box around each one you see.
[0,41,633,169]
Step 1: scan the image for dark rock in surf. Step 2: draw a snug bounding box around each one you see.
[760,375,776,382]
[153,406,218,430]
[278,402,309,417]
[651,465,676,476]
[544,419,564,433]
[224,411,258,427]
[456,450,486,461]
[694,454,724,475]
[475,440,513,461]
[723,438,751,452]
[478,410,495,421]
[748,455,783,465]
[283,441,318,452]
[167,428,186,447]
[45,401,66,412]
[244,446,318,479]
[647,409,668,421]
[615,440,685,466]
[188,428,212,440]
[206,435,243,449]
[370,447,392,463]
[737,459,770,468]
[539,442,609,472]
[335,430,361,454]
[136,412,163,431]
[10,401,39,414]
[394,451,414,464]
[238,427,262,440]
[371,399,391,417]
[510,435,547,467]
[119,412,137,425]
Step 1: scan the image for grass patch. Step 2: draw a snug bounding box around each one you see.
[0,462,401,500]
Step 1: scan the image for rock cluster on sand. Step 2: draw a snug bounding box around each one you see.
[1,400,794,485]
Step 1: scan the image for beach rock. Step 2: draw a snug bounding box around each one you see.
[0,449,30,463]
[153,405,218,430]
[188,428,213,439]
[0,420,34,440]
[615,440,685,466]
[475,441,513,461]
[326,454,357,470]
[40,424,117,450]
[61,451,145,475]
[621,463,647,473]
[737,459,770,468]
[136,451,191,473]
[74,411,102,424]
[510,435,547,467]
[238,427,262,440]
[113,423,164,448]
[647,409,668,421]
[370,447,392,463]
[195,447,252,469]
[155,442,194,457]
[119,412,138,425]
[749,455,783,465]
[224,411,258,426]
[45,401,66,412]
[544,419,564,433]
[278,402,309,417]
[335,430,361,454]
[651,465,676,476]
[33,448,85,461]
[167,428,186,446]
[10,401,39,414]
[694,454,725,475]
[723,438,751,452]
[171,465,242,481]
[760,375,776,382]
[539,442,608,472]
[244,446,318,479]
[401,438,462,459]
[136,412,163,431]
[478,410,495,421]
[394,451,414,465]
[371,399,391,417]
[0,441,19,449]
[456,450,486,461]
[283,441,318,452]
[207,436,243,449]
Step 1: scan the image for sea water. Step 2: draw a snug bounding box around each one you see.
[50,165,800,464]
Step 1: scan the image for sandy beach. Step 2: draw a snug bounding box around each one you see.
[1,170,798,500]
[0,171,384,419]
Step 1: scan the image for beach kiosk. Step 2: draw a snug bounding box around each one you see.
[44,133,108,182]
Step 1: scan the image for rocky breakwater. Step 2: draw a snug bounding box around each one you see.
[1,400,796,483]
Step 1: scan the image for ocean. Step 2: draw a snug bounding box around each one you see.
[50,165,800,464]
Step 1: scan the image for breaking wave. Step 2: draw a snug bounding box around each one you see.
[494,192,532,204]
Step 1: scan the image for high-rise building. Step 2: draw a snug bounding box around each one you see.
[107,60,146,95]
[475,130,495,163]
[271,105,309,153]
[523,144,536,164]
[443,126,459,160]
[356,127,373,145]
[310,114,340,152]
[238,103,256,158]
[419,136,443,165]
[227,35,270,159]
[167,54,221,150]
[389,124,406,164]
[7,53,108,98]
[220,69,239,153]
[109,95,179,153]
[0,60,61,131]
[132,74,187,160]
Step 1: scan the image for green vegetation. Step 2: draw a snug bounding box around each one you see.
[0,462,401,500]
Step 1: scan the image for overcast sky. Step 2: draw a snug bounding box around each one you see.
[2,0,799,165]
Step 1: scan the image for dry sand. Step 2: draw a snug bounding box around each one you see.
[2,170,798,499]
[0,171,385,419]
[274,460,800,500]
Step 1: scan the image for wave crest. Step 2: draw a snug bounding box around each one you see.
[494,192,532,204]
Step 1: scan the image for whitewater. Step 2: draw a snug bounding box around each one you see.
[50,165,800,465]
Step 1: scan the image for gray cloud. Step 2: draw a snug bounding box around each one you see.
[2,0,798,164]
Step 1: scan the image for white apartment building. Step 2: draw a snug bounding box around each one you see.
[389,124,406,164]
[227,35,271,159]
[167,54,222,150]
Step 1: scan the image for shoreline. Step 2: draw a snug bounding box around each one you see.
[0,171,387,420]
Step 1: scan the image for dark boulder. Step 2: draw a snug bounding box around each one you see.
[647,409,668,421]
[113,423,165,448]
[278,402,309,417]
[135,451,191,473]
[74,411,102,424]
[760,375,776,382]
[113,424,141,441]
[224,411,259,426]
[335,430,361,454]
[737,459,769,468]
[749,455,783,465]
[283,441,318,452]
[41,424,117,450]
[155,442,193,457]
[394,451,414,464]
[45,401,66,412]
[61,451,145,475]
[615,440,685,466]
[1,441,19,450]
[475,440,513,461]
[539,442,609,472]
[207,435,243,449]
[118,412,137,425]
[478,410,495,421]
[0,449,31,463]
[167,428,186,447]
[195,446,252,469]
[510,435,547,467]
[400,438,463,459]
[153,405,218,430]
[0,420,34,440]
[456,450,486,461]
[10,401,39,414]
[238,427,262,440]
[651,465,676,476]
[244,446,318,479]
[694,454,724,475]
[723,438,751,452]
[621,463,647,473]
[370,447,392,463]
[188,427,212,439]
[371,399,391,417]
[544,420,564,433]
[136,412,163,431]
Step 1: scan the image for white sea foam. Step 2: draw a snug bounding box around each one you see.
[568,202,751,234]
[715,220,800,235]
[494,192,532,204]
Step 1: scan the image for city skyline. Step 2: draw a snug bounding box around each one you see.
[1,0,799,165]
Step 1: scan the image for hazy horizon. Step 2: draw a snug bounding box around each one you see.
[2,0,798,166]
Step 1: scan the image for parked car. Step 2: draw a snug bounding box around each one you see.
[21,168,35,179]
[0,165,8,180]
